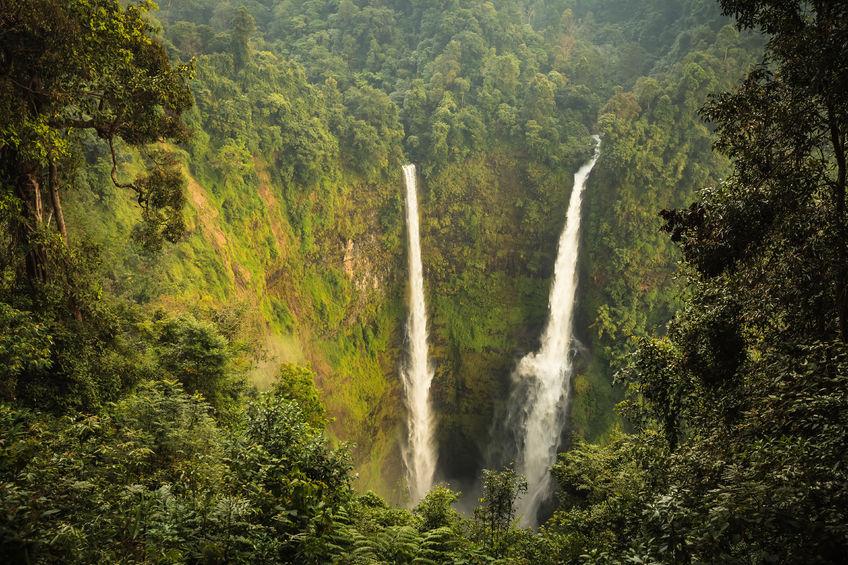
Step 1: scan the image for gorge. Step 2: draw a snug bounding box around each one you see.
[6,0,842,562]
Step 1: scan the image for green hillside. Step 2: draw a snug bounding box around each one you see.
[4,0,846,562]
[54,0,762,500]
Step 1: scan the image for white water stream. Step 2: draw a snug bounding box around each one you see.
[512,136,601,524]
[401,164,437,503]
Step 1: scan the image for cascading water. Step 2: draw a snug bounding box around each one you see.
[510,136,601,525]
[401,164,437,504]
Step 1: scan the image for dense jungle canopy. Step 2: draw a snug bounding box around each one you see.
[1,0,846,562]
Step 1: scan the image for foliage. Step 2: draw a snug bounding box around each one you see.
[414,484,461,532]
[155,313,247,423]
[0,0,193,258]
[0,233,150,411]
[0,378,521,563]
[7,0,840,563]
[540,2,848,563]
[473,466,528,558]
[272,363,328,428]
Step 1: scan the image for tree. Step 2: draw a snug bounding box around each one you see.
[230,6,256,71]
[413,485,461,532]
[474,466,527,557]
[597,2,848,561]
[0,0,193,287]
[0,380,228,562]
[272,363,327,429]
[156,314,245,422]
[669,1,848,343]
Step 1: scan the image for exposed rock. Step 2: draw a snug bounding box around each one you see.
[343,238,355,278]
[342,236,383,296]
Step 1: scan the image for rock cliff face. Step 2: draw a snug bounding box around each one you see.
[344,237,382,293]
[66,0,762,506]
[68,147,409,499]
[343,239,355,278]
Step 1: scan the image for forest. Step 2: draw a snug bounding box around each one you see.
[1,0,846,562]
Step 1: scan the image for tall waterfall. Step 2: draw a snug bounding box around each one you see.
[401,164,437,504]
[511,136,601,525]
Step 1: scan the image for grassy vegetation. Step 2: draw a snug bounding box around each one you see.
[37,0,761,503]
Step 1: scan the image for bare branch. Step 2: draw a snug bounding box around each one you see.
[108,137,137,191]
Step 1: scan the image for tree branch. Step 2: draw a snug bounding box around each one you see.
[48,117,100,131]
[108,136,138,191]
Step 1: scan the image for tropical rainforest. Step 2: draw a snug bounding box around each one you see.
[1,0,846,562]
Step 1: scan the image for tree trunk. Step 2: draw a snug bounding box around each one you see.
[48,159,82,320]
[49,159,68,242]
[28,172,44,226]
[828,103,847,341]
[15,162,47,283]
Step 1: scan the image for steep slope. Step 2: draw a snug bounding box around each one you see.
[64,46,409,497]
[64,0,761,503]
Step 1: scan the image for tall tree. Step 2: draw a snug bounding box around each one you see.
[230,6,256,71]
[0,0,193,287]
[474,466,527,557]
[545,3,848,562]
[608,1,848,560]
[667,1,848,343]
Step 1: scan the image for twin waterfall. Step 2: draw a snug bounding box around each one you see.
[511,136,601,524]
[398,136,600,513]
[401,164,437,503]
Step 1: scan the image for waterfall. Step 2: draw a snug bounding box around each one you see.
[511,136,601,525]
[401,164,437,504]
